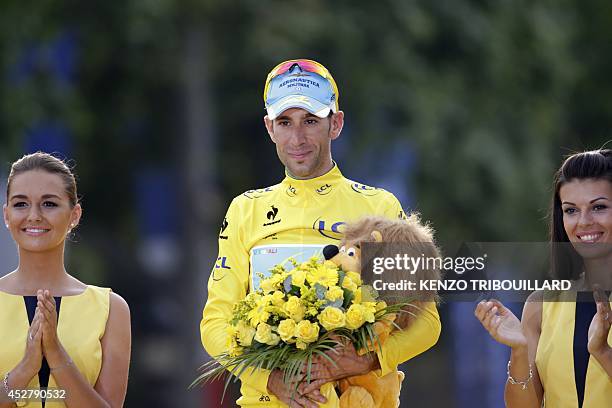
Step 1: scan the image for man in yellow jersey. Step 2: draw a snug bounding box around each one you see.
[201,59,441,408]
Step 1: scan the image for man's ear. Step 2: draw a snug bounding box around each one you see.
[264,116,277,143]
[371,230,383,242]
[329,111,344,141]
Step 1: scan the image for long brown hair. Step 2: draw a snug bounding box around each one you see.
[550,149,612,279]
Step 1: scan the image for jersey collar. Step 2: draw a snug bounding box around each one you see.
[281,163,344,198]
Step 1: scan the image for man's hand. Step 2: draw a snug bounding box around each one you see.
[300,337,379,395]
[267,369,328,408]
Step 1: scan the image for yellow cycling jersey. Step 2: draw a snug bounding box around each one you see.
[201,164,441,407]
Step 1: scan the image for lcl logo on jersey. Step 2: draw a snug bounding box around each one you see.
[313,217,346,240]
[315,183,332,195]
[243,187,274,199]
[215,256,231,269]
[351,183,380,196]
[286,185,297,197]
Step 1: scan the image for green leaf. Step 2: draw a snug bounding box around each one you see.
[342,288,354,308]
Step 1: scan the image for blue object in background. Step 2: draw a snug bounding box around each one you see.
[7,30,77,86]
[134,169,181,279]
[11,29,78,159]
[451,301,524,407]
[135,169,179,237]
[24,121,72,157]
[376,138,416,208]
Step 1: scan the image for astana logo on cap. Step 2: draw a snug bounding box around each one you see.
[265,64,337,120]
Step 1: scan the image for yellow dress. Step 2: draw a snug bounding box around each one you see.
[536,293,612,408]
[0,285,110,407]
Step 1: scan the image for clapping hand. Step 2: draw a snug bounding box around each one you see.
[475,300,528,349]
[19,307,44,377]
[588,286,612,357]
[36,290,70,368]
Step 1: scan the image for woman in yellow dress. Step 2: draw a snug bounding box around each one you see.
[0,152,131,407]
[475,149,612,407]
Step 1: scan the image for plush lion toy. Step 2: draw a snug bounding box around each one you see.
[322,214,441,408]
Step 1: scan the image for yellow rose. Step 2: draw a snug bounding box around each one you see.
[318,307,346,331]
[362,302,376,323]
[295,320,320,345]
[254,322,279,345]
[260,279,274,293]
[345,271,362,285]
[342,276,358,292]
[270,291,285,307]
[236,321,256,347]
[267,305,287,319]
[277,319,297,342]
[254,322,272,343]
[261,273,284,293]
[268,333,280,346]
[284,296,305,322]
[345,304,367,329]
[291,269,306,287]
[353,288,362,304]
[325,286,344,302]
[375,301,388,312]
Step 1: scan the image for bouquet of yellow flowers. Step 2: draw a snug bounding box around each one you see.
[195,257,408,401]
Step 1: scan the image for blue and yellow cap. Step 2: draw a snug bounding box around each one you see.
[263,59,339,120]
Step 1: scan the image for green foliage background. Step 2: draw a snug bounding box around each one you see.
[1,1,610,406]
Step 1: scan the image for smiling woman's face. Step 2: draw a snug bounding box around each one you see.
[560,178,612,243]
[3,170,81,253]
[560,178,612,263]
